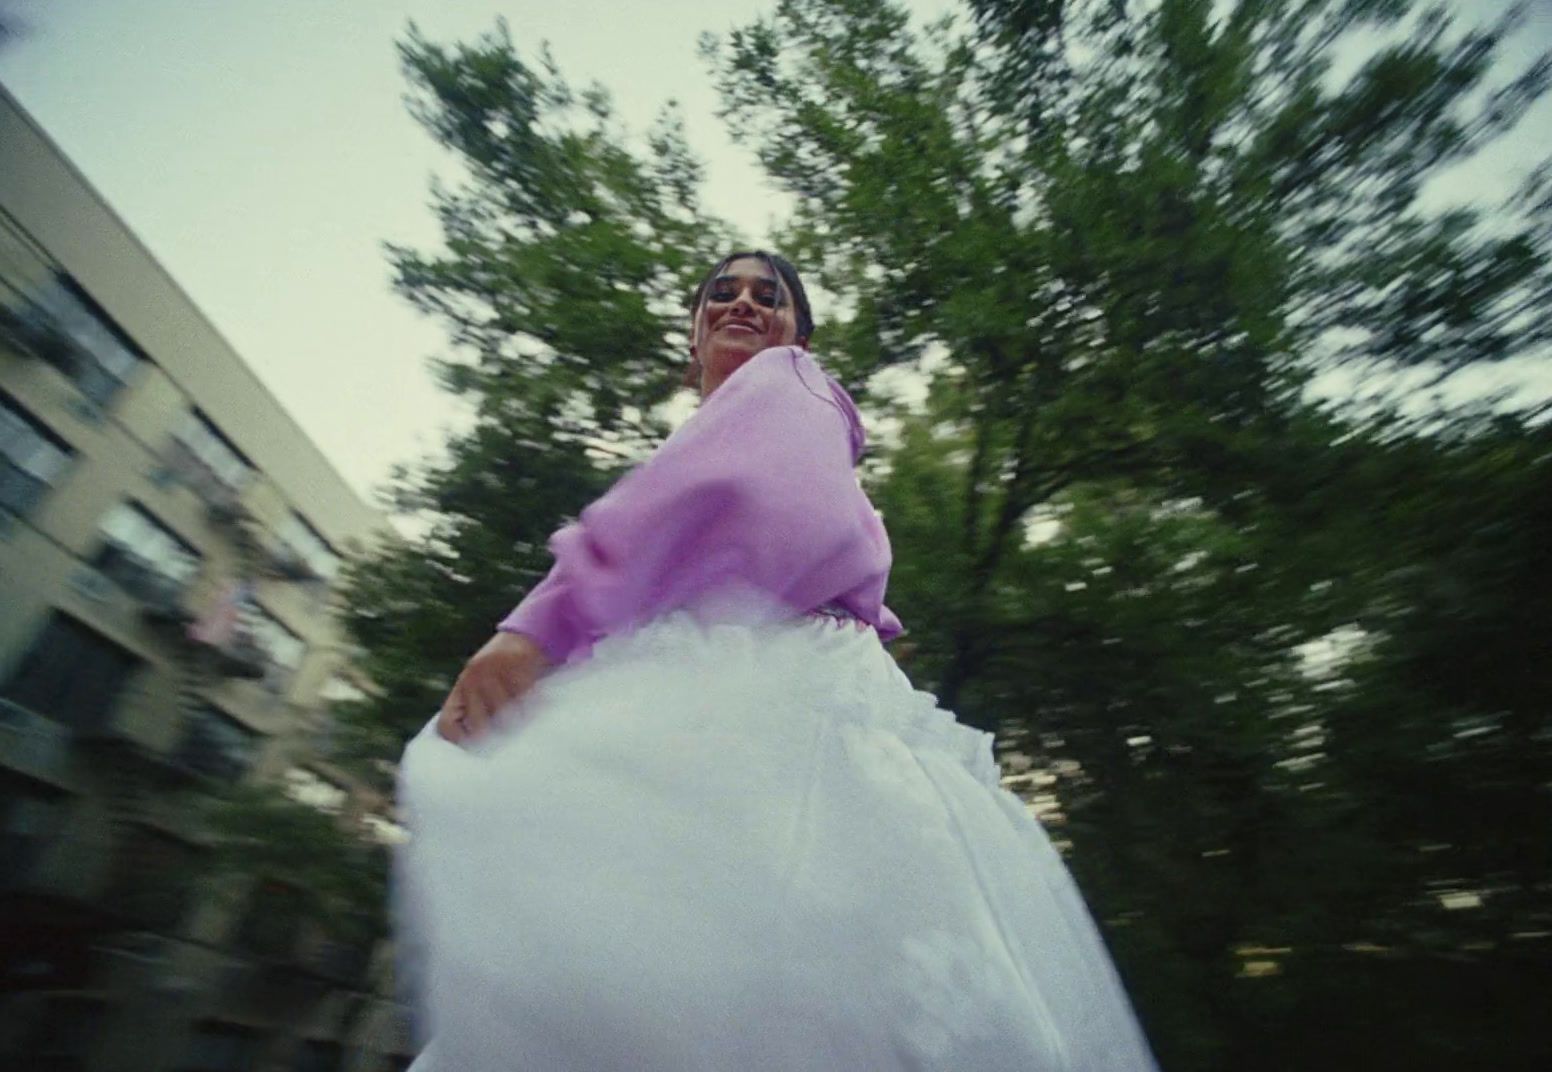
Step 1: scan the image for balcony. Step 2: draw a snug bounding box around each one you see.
[203,487,251,525]
[100,825,199,932]
[210,632,270,681]
[0,823,112,911]
[231,880,305,962]
[97,549,197,628]
[228,909,377,988]
[266,544,323,583]
[4,992,107,1070]
[0,301,85,378]
[167,708,255,784]
[137,580,196,629]
[0,697,75,788]
[296,930,377,987]
[159,410,255,518]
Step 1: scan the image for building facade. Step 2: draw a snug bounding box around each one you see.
[0,84,415,1071]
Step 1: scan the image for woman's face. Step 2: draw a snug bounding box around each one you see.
[692,256,803,395]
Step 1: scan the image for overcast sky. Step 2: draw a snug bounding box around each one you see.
[1,0,1546,511]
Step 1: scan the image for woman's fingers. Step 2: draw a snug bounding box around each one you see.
[434,671,522,745]
[472,670,511,726]
[433,676,490,745]
[460,683,494,739]
[435,694,468,743]
[434,633,553,746]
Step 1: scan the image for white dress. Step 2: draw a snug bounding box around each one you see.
[395,611,1159,1070]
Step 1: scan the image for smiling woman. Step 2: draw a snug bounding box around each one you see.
[683,249,815,394]
[393,250,1158,1070]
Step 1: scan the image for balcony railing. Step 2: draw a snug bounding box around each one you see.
[139,586,196,628]
[156,418,254,509]
[0,296,132,409]
[211,632,270,680]
[0,301,85,377]
[169,714,254,783]
[204,486,253,526]
[0,697,74,787]
[267,544,323,583]
[232,882,306,961]
[95,548,197,628]
[296,931,376,986]
[102,863,193,932]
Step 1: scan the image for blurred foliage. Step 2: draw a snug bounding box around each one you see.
[704,0,1552,1066]
[335,18,737,765]
[339,2,1552,1068]
[204,783,389,947]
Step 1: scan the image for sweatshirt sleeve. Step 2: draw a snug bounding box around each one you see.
[497,346,899,664]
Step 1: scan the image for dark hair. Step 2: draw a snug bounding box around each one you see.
[690,250,815,343]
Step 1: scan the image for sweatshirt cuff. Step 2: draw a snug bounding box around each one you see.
[497,577,588,666]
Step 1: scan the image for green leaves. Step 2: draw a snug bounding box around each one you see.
[205,783,389,944]
[389,20,732,448]
[709,0,1550,1065]
[322,6,1551,1064]
[335,25,745,768]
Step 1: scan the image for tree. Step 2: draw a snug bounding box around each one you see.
[335,20,735,774]
[707,0,1548,715]
[339,3,1551,1067]
[703,1,1550,1067]
[205,783,390,949]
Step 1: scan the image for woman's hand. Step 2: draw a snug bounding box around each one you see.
[436,631,553,744]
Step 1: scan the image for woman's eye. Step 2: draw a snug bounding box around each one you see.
[709,281,783,307]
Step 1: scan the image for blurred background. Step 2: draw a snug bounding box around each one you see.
[1,1,1549,1069]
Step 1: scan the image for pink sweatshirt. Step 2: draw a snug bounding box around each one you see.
[497,346,902,665]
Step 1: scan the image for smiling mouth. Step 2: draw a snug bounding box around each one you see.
[721,320,760,335]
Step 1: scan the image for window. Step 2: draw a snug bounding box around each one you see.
[0,393,72,516]
[91,502,200,601]
[179,1021,264,1072]
[242,601,305,694]
[28,273,145,406]
[0,614,140,730]
[175,705,258,782]
[276,512,340,582]
[167,409,253,502]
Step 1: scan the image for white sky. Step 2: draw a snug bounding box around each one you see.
[0,0,1546,509]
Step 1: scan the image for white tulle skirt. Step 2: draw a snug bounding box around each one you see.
[395,612,1157,1071]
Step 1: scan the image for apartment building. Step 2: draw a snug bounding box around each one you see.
[0,84,416,1071]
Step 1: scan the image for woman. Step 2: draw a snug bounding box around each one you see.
[396,251,1158,1070]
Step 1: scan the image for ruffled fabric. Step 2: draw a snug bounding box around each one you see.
[584,612,999,789]
[397,614,1157,1071]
